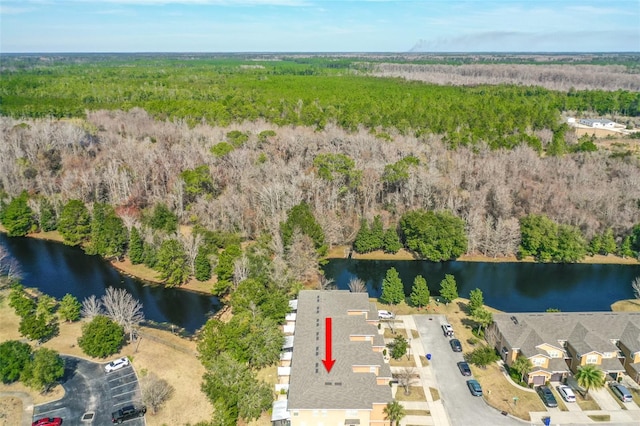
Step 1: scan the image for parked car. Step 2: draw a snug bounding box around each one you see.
[441,323,454,337]
[378,310,395,320]
[609,382,633,402]
[104,357,130,373]
[449,338,462,352]
[457,361,472,376]
[32,418,62,426]
[111,405,146,423]
[466,379,483,396]
[536,385,558,407]
[556,385,576,402]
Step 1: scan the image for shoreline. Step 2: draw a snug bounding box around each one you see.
[326,245,640,265]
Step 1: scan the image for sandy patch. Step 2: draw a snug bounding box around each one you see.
[0,396,23,426]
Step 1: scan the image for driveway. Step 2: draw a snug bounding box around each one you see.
[413,315,518,426]
[32,356,144,425]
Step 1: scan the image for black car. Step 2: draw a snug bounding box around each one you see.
[111,405,146,424]
[536,385,558,408]
[457,361,471,376]
[449,338,462,352]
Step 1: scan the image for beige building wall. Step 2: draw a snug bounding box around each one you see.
[528,355,550,369]
[371,403,387,424]
[352,365,379,375]
[290,409,371,426]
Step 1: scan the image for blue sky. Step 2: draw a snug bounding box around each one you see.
[1,1,639,53]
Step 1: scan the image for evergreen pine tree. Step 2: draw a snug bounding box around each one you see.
[370,216,384,250]
[195,247,212,281]
[380,267,405,305]
[129,227,144,264]
[353,218,372,253]
[58,200,91,246]
[280,202,326,256]
[39,199,57,232]
[588,235,602,256]
[409,275,429,308]
[383,228,402,253]
[600,228,617,255]
[468,288,484,315]
[1,191,34,237]
[439,274,459,304]
[619,236,635,258]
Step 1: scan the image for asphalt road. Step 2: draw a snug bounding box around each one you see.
[32,356,144,425]
[413,315,518,426]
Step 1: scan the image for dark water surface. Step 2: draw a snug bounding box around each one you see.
[323,259,640,312]
[3,232,639,333]
[0,234,220,333]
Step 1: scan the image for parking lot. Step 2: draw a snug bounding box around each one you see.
[413,315,517,426]
[32,356,144,425]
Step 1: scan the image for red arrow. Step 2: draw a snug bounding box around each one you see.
[322,317,335,373]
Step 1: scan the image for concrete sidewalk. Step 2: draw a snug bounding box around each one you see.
[397,315,451,426]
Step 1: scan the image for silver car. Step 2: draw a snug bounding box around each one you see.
[556,385,576,402]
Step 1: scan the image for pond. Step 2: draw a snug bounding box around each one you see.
[323,258,640,312]
[0,234,220,333]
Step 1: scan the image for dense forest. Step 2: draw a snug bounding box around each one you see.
[1,55,640,279]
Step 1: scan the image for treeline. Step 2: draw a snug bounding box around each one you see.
[1,57,638,150]
[1,113,640,264]
[373,63,640,92]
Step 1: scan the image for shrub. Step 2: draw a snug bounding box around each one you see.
[465,345,500,367]
[78,315,124,358]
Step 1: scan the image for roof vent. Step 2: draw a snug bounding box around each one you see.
[325,382,332,386]
[334,382,342,386]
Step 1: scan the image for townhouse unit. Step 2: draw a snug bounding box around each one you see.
[487,312,640,386]
[274,290,393,426]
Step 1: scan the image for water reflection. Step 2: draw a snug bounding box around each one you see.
[0,234,219,333]
[324,259,639,312]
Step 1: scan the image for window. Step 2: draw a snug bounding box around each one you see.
[532,357,545,366]
[346,410,358,417]
[586,354,598,364]
[370,366,377,373]
[603,352,614,358]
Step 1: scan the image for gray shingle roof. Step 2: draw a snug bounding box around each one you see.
[288,290,393,410]
[620,322,640,354]
[494,312,640,361]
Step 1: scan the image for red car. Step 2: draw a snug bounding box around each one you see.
[32,417,62,426]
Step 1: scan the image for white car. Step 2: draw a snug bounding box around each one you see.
[105,357,130,373]
[441,323,454,337]
[378,310,395,320]
[556,385,576,402]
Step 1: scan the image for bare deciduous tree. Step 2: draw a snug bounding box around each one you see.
[348,277,367,293]
[233,254,250,288]
[632,277,640,300]
[140,372,174,415]
[394,367,418,395]
[101,287,144,341]
[81,295,103,320]
[0,246,22,286]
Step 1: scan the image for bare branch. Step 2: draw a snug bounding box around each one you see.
[140,372,174,415]
[632,276,640,300]
[81,295,103,320]
[101,287,145,341]
[394,367,418,395]
[348,277,367,293]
